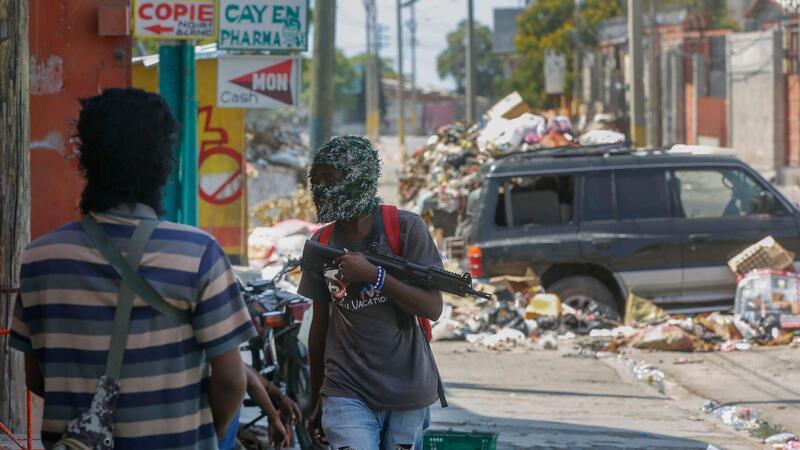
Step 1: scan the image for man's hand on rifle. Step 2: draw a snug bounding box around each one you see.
[335,250,378,284]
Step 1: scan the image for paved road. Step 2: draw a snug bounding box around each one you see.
[430,341,761,450]
[633,345,800,437]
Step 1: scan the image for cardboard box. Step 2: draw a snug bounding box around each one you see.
[485,91,534,120]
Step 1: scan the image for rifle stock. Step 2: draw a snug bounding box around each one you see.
[301,239,492,301]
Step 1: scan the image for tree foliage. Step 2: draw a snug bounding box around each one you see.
[510,0,623,109]
[300,49,359,109]
[437,20,505,99]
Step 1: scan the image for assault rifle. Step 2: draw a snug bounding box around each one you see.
[301,239,493,301]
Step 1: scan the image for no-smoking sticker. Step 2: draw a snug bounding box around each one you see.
[198,145,243,205]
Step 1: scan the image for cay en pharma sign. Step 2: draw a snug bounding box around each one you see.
[217,55,301,109]
[218,0,309,51]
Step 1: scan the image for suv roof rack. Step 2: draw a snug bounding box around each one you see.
[496,142,633,160]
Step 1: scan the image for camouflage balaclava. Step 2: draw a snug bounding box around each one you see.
[311,135,381,223]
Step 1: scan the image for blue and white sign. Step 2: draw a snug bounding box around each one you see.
[218,0,309,51]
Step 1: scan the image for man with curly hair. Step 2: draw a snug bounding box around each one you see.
[10,88,255,449]
[299,135,446,450]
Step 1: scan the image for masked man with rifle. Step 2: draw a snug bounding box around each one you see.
[299,135,447,450]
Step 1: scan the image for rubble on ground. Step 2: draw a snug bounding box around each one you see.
[434,236,800,354]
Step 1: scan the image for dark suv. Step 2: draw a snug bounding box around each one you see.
[456,146,800,318]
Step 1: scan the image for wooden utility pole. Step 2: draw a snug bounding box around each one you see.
[408,1,418,135]
[309,0,336,156]
[396,0,405,156]
[465,0,476,123]
[627,0,646,147]
[0,0,30,432]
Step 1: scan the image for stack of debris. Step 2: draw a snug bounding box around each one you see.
[600,236,800,352]
[431,270,618,351]
[434,235,800,353]
[399,92,628,237]
[246,113,307,170]
[247,113,310,208]
[249,185,316,228]
[247,218,321,270]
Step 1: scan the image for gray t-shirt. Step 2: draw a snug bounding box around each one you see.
[298,209,443,411]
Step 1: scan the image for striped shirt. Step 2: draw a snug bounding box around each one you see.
[10,204,256,450]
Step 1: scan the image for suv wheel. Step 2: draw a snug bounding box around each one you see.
[548,276,621,321]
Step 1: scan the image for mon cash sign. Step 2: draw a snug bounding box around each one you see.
[217,55,301,109]
[134,0,215,39]
[218,0,309,51]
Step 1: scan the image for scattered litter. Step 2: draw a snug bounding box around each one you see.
[469,328,528,351]
[431,319,465,342]
[578,129,626,145]
[708,405,763,432]
[629,324,698,352]
[524,292,561,319]
[247,219,322,268]
[624,293,669,325]
[626,360,665,394]
[674,358,704,365]
[765,433,798,445]
[537,333,559,350]
[701,400,720,413]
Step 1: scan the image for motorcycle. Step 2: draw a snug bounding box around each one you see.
[240,259,314,449]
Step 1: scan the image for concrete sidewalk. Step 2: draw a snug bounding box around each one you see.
[430,341,760,449]
[631,346,800,437]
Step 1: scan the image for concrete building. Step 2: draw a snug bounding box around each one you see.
[583,0,799,182]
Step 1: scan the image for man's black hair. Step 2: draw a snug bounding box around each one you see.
[76,87,180,215]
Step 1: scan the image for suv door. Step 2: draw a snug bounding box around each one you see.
[672,166,800,303]
[578,168,683,300]
[477,173,579,277]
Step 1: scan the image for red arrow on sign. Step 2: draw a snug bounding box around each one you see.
[144,24,175,34]
[229,60,294,105]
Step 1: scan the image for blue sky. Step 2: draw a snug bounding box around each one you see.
[333,0,527,91]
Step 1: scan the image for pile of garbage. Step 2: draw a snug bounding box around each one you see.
[246,112,307,170]
[433,235,800,353]
[430,270,619,351]
[247,218,321,269]
[399,92,626,235]
[249,185,316,227]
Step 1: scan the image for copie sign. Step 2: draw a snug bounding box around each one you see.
[217,55,301,109]
[134,0,215,39]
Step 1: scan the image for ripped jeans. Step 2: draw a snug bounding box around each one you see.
[321,396,430,450]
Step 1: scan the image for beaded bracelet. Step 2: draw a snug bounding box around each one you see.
[370,266,386,292]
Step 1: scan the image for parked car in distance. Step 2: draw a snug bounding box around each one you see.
[455,145,800,319]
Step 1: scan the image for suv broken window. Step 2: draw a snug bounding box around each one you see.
[495,175,575,227]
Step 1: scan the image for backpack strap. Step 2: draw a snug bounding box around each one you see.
[317,223,334,245]
[380,204,434,343]
[380,204,403,256]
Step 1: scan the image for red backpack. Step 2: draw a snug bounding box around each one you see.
[316,204,434,342]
